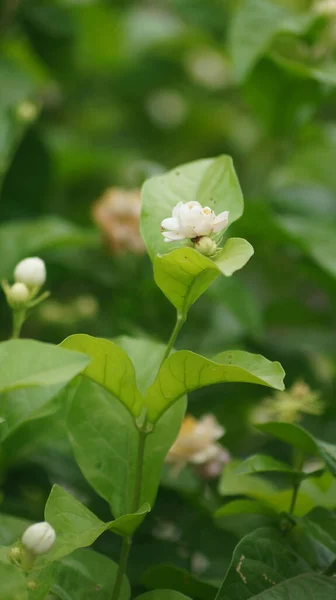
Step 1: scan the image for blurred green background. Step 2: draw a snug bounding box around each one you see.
[1,0,336,593]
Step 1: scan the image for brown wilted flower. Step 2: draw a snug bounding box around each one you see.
[166,414,230,479]
[92,187,145,255]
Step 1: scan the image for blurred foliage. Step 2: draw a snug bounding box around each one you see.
[1,0,336,594]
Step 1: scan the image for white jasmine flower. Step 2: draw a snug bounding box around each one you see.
[14,257,46,288]
[21,522,56,555]
[8,282,30,306]
[166,414,230,477]
[161,201,229,243]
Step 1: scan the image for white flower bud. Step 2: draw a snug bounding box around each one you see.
[7,282,30,306]
[22,522,56,555]
[194,236,217,256]
[14,257,46,288]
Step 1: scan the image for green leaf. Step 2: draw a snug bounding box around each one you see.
[53,548,130,600]
[234,454,299,477]
[146,350,285,422]
[67,376,185,518]
[113,337,166,394]
[0,217,96,279]
[43,484,111,563]
[256,422,336,476]
[141,564,216,600]
[0,562,27,600]
[154,239,253,315]
[140,155,244,260]
[0,59,38,193]
[136,593,191,600]
[0,514,30,545]
[215,500,277,519]
[0,340,89,441]
[61,334,144,418]
[43,484,150,564]
[216,527,336,600]
[228,0,315,81]
[27,564,56,600]
[136,590,191,600]
[301,508,336,556]
[218,463,277,501]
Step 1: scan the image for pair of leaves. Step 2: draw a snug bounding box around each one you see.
[216,527,336,599]
[141,156,253,316]
[61,334,284,518]
[0,339,89,443]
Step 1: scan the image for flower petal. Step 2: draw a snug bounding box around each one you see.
[162,230,186,242]
[172,201,184,219]
[161,217,180,231]
[213,211,229,233]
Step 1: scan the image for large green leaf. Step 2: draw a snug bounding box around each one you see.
[0,340,89,441]
[67,376,185,518]
[154,239,253,315]
[146,350,285,422]
[234,454,300,477]
[137,593,192,600]
[141,564,216,600]
[0,514,30,545]
[61,334,144,417]
[53,548,130,600]
[216,527,336,599]
[140,155,244,260]
[228,0,315,81]
[0,562,27,600]
[27,564,56,600]
[43,485,149,563]
[257,422,336,476]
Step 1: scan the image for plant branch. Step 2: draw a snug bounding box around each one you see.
[11,309,26,339]
[111,536,132,600]
[289,450,305,516]
[160,311,185,367]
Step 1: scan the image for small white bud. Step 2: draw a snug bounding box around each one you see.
[14,257,46,288]
[7,282,30,306]
[194,236,217,256]
[22,522,56,555]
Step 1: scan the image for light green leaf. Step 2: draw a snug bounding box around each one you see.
[154,239,254,315]
[229,0,315,81]
[67,376,185,518]
[61,334,144,418]
[141,564,216,600]
[114,336,166,394]
[0,339,89,393]
[136,593,191,600]
[216,527,336,599]
[43,484,111,563]
[0,562,27,600]
[53,548,130,600]
[235,454,299,477]
[0,340,88,441]
[257,422,336,476]
[218,463,277,501]
[141,155,243,260]
[146,350,285,422]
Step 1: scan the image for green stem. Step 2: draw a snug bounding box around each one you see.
[11,309,26,339]
[289,450,305,516]
[111,536,132,600]
[160,311,185,367]
[111,312,185,599]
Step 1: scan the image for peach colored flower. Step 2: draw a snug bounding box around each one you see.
[92,187,145,255]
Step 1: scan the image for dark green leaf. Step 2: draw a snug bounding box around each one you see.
[141,564,217,600]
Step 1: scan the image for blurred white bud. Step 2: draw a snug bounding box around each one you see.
[146,89,188,128]
[22,522,56,555]
[15,257,46,288]
[7,282,30,306]
[16,101,38,123]
[194,236,217,256]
